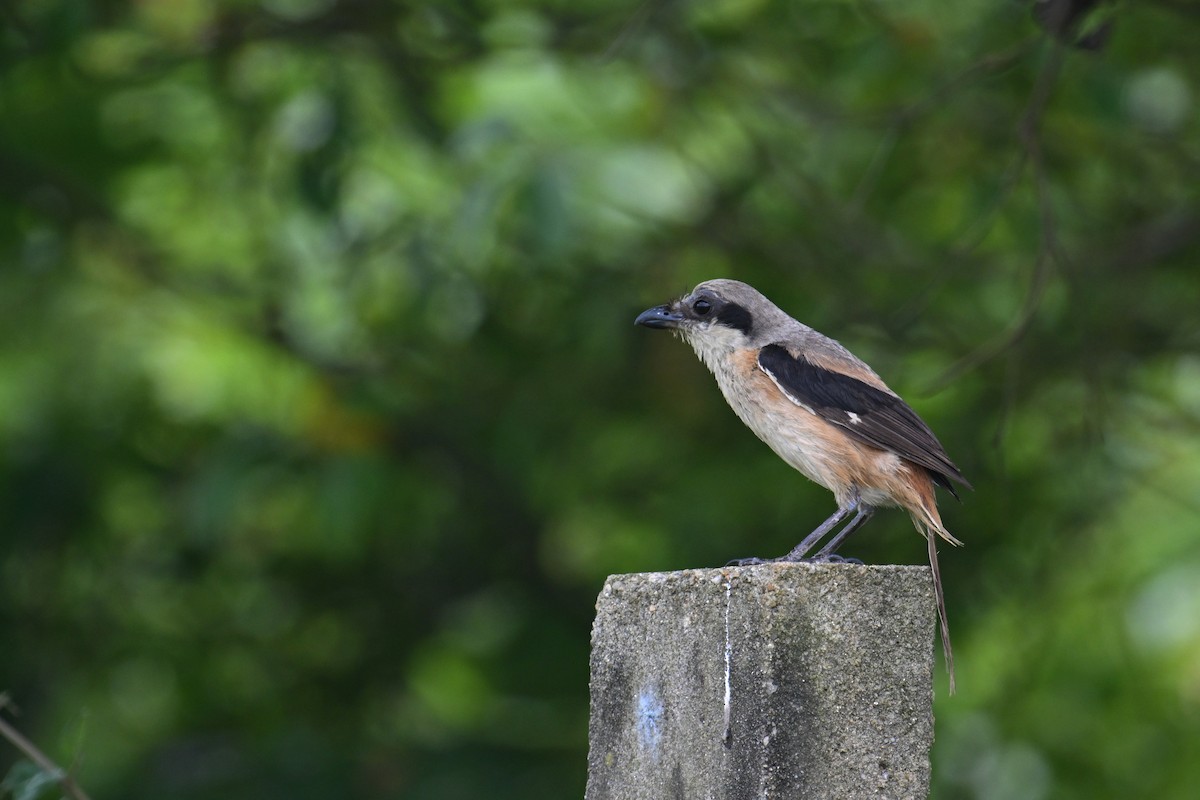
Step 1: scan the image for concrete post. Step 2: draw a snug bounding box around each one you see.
[585,564,936,800]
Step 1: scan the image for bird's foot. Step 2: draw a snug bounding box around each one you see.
[806,553,864,565]
[724,556,778,566]
[725,553,864,567]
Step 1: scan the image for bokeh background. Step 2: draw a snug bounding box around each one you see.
[2,1,1198,798]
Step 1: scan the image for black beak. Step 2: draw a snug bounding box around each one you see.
[635,304,683,329]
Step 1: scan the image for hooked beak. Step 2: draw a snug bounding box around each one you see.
[635,303,684,329]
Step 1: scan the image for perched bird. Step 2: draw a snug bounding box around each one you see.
[636,279,970,691]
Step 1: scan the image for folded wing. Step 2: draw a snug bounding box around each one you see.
[757,344,971,495]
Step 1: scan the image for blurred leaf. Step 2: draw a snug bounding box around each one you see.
[1,761,63,800]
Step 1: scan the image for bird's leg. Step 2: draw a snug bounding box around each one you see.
[779,502,856,561]
[726,502,856,566]
[811,504,876,560]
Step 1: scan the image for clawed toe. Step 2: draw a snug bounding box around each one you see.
[807,553,864,565]
[725,556,775,567]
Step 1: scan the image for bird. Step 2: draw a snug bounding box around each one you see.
[635,278,970,692]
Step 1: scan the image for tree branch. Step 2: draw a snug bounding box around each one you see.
[924,43,1067,392]
[0,695,92,800]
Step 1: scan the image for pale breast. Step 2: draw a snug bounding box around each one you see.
[704,348,844,493]
[699,346,912,509]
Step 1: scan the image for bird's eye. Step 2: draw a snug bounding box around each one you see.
[692,298,712,316]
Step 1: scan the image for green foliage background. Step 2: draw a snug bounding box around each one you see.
[2,1,1198,798]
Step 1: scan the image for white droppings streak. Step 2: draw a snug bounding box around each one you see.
[722,576,733,744]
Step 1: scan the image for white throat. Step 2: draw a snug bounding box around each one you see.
[684,323,748,375]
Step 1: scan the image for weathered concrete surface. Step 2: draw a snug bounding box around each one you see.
[585,564,935,800]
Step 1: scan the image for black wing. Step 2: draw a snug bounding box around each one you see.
[758,344,971,495]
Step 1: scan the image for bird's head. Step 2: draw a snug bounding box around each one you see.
[636,279,792,366]
[635,279,761,336]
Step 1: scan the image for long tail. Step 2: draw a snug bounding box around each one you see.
[924,525,956,695]
[907,476,959,694]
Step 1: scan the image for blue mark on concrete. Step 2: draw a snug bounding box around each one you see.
[636,685,664,757]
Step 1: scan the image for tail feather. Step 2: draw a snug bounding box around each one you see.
[907,470,959,692]
[925,524,956,695]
